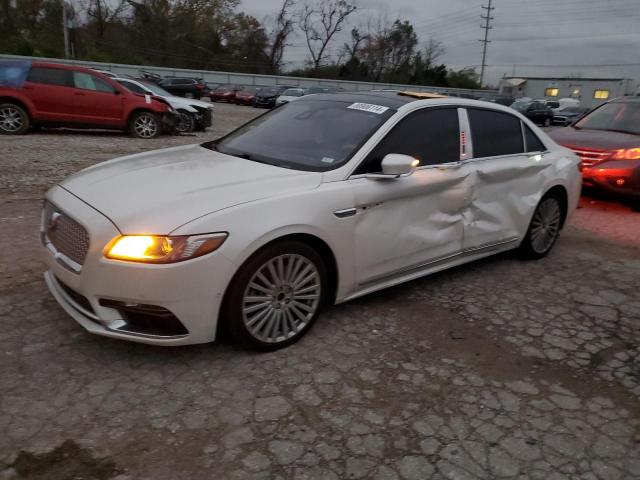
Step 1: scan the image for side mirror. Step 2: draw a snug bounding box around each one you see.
[366,154,419,179]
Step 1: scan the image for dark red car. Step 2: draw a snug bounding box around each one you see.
[550,97,640,198]
[0,60,177,138]
[234,87,261,106]
[210,85,240,103]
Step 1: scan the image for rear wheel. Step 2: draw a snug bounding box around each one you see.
[175,110,195,133]
[224,241,327,351]
[129,111,160,139]
[0,103,29,135]
[519,195,563,259]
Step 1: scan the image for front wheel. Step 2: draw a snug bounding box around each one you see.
[129,111,160,139]
[519,195,563,259]
[0,103,30,135]
[175,110,195,133]
[224,241,327,351]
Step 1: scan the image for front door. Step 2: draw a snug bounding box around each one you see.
[348,107,472,286]
[69,71,124,126]
[462,108,552,251]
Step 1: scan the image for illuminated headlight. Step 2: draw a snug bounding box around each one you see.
[105,233,227,263]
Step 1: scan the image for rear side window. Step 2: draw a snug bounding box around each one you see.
[355,108,460,174]
[523,124,545,152]
[72,72,116,93]
[27,67,70,87]
[468,109,524,158]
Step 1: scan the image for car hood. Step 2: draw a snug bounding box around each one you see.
[59,144,322,234]
[549,127,640,150]
[163,96,211,110]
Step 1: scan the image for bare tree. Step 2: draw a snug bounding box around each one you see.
[343,27,368,62]
[85,0,128,40]
[299,0,357,69]
[267,0,295,73]
[423,38,445,66]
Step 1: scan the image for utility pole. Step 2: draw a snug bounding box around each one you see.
[479,0,494,87]
[62,0,71,58]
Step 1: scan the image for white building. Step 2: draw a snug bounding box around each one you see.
[498,76,639,109]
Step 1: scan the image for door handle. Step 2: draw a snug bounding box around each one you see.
[333,208,356,218]
[74,92,85,96]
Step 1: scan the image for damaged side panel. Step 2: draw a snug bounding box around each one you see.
[463,154,555,250]
[350,167,473,286]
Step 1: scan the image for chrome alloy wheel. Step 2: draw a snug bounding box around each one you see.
[134,113,158,138]
[530,197,561,254]
[0,106,23,133]
[242,254,321,343]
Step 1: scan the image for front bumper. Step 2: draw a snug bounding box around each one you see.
[254,97,276,108]
[582,161,640,198]
[42,186,237,346]
[193,107,213,129]
[161,111,179,133]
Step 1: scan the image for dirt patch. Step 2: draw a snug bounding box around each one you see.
[6,440,121,480]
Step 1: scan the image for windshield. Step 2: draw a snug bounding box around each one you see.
[205,99,394,172]
[283,88,304,97]
[575,102,640,135]
[140,81,172,97]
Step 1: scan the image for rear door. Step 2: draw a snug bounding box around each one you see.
[23,66,76,121]
[69,71,124,125]
[462,108,551,250]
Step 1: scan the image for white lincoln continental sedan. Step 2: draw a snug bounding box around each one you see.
[42,92,581,350]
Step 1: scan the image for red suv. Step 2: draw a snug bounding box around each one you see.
[0,60,177,138]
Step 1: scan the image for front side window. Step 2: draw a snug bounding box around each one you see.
[208,99,394,172]
[72,72,116,93]
[355,108,460,174]
[468,108,524,158]
[593,89,610,100]
[27,67,70,87]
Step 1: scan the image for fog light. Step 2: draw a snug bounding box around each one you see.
[616,178,626,186]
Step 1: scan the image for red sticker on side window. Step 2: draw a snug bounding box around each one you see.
[460,132,466,155]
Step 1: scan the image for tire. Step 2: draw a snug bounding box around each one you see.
[129,111,161,139]
[0,103,30,135]
[223,240,328,351]
[175,110,195,133]
[519,194,563,259]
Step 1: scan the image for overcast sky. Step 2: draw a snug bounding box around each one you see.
[240,0,640,86]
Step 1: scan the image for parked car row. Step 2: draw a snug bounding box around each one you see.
[0,60,213,138]
[208,84,341,108]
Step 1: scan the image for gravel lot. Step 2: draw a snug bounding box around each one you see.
[1,102,639,479]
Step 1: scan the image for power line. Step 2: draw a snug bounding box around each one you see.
[479,0,494,86]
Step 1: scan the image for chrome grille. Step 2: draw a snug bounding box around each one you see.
[570,148,611,169]
[42,202,90,268]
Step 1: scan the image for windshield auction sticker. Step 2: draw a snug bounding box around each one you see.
[347,103,389,114]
